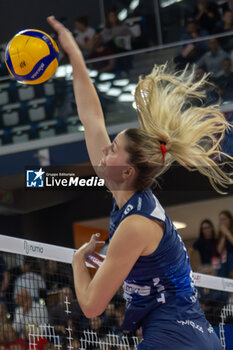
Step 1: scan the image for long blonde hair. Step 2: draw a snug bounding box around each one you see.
[125,64,233,193]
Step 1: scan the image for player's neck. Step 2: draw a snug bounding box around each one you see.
[112,190,136,210]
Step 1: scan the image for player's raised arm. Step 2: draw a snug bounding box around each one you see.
[47,16,111,168]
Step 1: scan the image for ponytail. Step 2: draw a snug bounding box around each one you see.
[126,64,233,193]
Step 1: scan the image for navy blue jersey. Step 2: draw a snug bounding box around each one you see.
[109,189,204,331]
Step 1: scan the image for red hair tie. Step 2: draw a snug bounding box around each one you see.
[160,142,167,163]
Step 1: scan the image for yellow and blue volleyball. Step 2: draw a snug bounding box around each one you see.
[5,29,59,85]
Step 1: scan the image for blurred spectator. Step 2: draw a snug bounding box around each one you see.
[221,10,233,31]
[114,304,135,348]
[175,19,208,69]
[24,324,49,350]
[73,16,96,58]
[181,19,209,56]
[100,10,133,52]
[0,256,9,301]
[197,38,229,78]
[89,36,116,73]
[43,260,70,292]
[6,256,33,315]
[215,57,233,100]
[218,10,233,51]
[70,338,81,350]
[0,303,8,327]
[217,210,233,278]
[89,316,104,333]
[13,260,46,301]
[193,0,221,34]
[228,0,233,11]
[194,66,220,105]
[103,300,117,331]
[13,289,48,337]
[88,315,107,346]
[189,219,220,269]
[114,305,125,332]
[48,287,83,337]
[99,10,134,75]
[219,0,233,13]
[221,112,233,157]
[198,265,228,325]
[0,323,27,350]
[194,66,206,82]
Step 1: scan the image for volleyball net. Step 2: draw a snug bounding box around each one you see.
[0,234,233,350]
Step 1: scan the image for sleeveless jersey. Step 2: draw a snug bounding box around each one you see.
[109,188,204,331]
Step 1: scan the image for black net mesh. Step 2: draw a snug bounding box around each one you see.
[0,248,233,349]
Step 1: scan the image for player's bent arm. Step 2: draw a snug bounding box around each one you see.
[72,215,162,318]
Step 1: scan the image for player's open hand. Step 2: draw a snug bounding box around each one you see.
[47,16,80,56]
[72,233,105,264]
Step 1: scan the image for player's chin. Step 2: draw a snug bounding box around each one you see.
[97,164,107,176]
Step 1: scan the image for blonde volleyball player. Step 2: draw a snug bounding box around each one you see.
[48,16,232,349]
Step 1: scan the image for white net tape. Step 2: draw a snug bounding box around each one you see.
[1,234,232,292]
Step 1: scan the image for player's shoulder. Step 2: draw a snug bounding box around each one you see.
[118,214,162,239]
[121,213,148,226]
[112,214,163,256]
[112,215,147,242]
[108,215,152,257]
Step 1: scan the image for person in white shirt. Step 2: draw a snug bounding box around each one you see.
[100,10,133,51]
[197,38,229,78]
[13,270,46,301]
[73,16,96,58]
[13,289,48,337]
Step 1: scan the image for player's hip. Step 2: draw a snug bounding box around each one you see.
[136,318,221,350]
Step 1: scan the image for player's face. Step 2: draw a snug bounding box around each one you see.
[99,131,134,186]
[101,131,129,165]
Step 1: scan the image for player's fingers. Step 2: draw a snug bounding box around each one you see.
[91,234,105,244]
[95,241,105,246]
[47,16,64,31]
[90,233,101,242]
[86,257,99,269]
